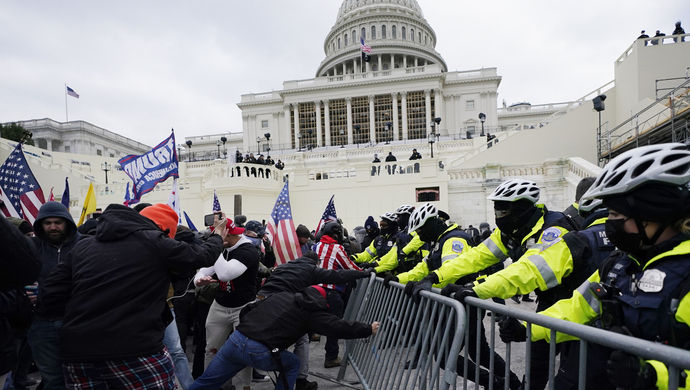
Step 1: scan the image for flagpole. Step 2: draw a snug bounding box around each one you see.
[64,83,69,122]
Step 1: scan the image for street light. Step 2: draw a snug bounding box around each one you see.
[101,162,111,184]
[306,129,314,151]
[593,94,607,164]
[339,129,345,148]
[264,133,271,155]
[256,136,261,154]
[354,125,361,148]
[220,136,227,158]
[429,117,441,158]
[478,113,486,136]
[385,122,392,144]
[216,140,221,159]
[185,140,193,162]
[297,133,302,151]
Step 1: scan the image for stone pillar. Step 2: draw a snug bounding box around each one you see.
[283,104,291,149]
[369,95,376,143]
[242,115,249,151]
[346,97,353,144]
[401,91,408,140]
[342,63,346,76]
[324,100,331,146]
[392,92,399,141]
[403,55,407,69]
[390,54,394,70]
[293,104,300,149]
[377,55,382,72]
[425,90,432,137]
[434,88,442,131]
[414,57,419,67]
[315,101,322,147]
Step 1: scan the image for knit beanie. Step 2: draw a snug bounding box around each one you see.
[140,203,178,239]
[365,216,376,230]
[603,183,690,223]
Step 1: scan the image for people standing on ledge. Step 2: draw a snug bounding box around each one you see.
[409,148,422,160]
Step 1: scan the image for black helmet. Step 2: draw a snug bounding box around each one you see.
[322,220,343,241]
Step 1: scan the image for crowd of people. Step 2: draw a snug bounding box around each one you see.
[235,151,284,170]
[3,142,690,390]
[637,21,685,44]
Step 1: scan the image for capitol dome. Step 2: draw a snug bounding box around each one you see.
[316,0,447,77]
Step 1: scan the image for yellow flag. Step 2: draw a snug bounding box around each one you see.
[78,183,97,226]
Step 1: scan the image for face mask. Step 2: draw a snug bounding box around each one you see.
[605,218,643,254]
[245,236,262,249]
[380,221,397,236]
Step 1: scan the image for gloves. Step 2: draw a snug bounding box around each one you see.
[405,274,438,303]
[360,262,378,270]
[404,281,417,297]
[440,284,477,303]
[383,274,399,288]
[606,350,656,389]
[498,317,527,343]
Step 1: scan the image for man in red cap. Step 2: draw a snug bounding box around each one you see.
[188,286,379,390]
[193,217,261,390]
[41,204,227,390]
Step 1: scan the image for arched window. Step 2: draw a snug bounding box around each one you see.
[338,38,341,49]
[371,26,376,39]
[345,34,348,46]
[361,27,366,40]
[418,32,421,43]
[382,25,386,39]
[352,30,356,43]
[410,28,414,40]
[392,25,397,39]
[402,27,406,40]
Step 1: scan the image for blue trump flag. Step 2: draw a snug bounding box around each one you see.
[60,177,70,210]
[118,132,179,203]
[183,211,198,231]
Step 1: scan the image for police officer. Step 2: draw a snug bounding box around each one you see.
[500,143,690,390]
[374,205,426,275]
[408,178,577,390]
[351,212,400,267]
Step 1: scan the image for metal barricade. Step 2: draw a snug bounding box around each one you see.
[335,274,467,390]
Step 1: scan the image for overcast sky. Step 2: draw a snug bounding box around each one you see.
[1,1,687,147]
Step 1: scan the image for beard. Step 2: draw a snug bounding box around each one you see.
[46,230,68,244]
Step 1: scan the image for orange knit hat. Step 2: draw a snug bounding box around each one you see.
[140,203,178,239]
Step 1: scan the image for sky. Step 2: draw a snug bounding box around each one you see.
[1,0,688,147]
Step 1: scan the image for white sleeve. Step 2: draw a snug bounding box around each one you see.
[192,253,225,286]
[213,256,249,282]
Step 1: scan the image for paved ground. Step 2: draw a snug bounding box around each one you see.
[21,295,538,390]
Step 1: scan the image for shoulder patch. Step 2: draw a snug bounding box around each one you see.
[452,240,464,253]
[540,227,562,244]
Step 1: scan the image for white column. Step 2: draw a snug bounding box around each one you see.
[378,55,382,72]
[369,94,376,143]
[401,92,408,140]
[425,89,432,135]
[434,88,442,129]
[346,97,353,144]
[390,54,394,69]
[315,101,322,147]
[46,139,53,151]
[342,63,346,75]
[242,115,249,151]
[403,55,407,68]
[293,104,300,149]
[283,104,291,149]
[414,57,418,67]
[324,100,331,146]
[392,93,399,141]
[354,58,358,74]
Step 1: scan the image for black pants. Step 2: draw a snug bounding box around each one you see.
[553,342,614,390]
[526,300,565,390]
[324,289,345,360]
[191,301,211,379]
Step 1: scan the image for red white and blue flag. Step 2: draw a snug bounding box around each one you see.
[360,37,372,53]
[213,190,221,212]
[166,178,181,224]
[267,182,302,265]
[0,143,46,224]
[314,195,338,234]
[123,182,132,206]
[66,86,79,99]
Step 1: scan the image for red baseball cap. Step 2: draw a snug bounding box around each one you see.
[225,218,245,235]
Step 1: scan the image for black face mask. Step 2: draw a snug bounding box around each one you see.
[495,207,537,239]
[380,221,397,237]
[605,218,643,255]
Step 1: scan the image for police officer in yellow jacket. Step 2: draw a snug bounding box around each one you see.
[500,143,690,390]
[375,205,427,275]
[351,212,400,267]
[408,178,577,390]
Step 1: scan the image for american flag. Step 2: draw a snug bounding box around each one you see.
[314,195,338,234]
[360,37,372,53]
[213,190,221,212]
[267,182,302,266]
[48,187,55,201]
[0,143,45,224]
[166,178,181,224]
[66,86,79,99]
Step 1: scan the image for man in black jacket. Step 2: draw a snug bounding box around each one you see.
[41,204,226,390]
[189,286,378,390]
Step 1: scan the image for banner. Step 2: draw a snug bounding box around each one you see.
[78,183,97,226]
[118,132,178,203]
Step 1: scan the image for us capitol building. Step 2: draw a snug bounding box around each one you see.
[3,0,689,230]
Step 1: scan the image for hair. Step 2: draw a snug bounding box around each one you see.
[133,203,152,213]
[674,217,690,236]
[575,177,596,202]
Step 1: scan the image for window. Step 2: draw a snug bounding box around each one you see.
[345,34,348,46]
[424,36,427,45]
[402,27,406,40]
[392,25,397,39]
[361,27,366,40]
[467,126,476,136]
[416,187,440,202]
[262,120,269,128]
[371,26,376,39]
[338,38,341,49]
[382,25,386,39]
[466,100,475,109]
[96,150,102,156]
[352,30,356,43]
[410,28,414,40]
[418,32,421,43]
[64,146,70,153]
[110,153,114,158]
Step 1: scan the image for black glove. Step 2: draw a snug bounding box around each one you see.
[383,274,399,288]
[360,262,378,270]
[410,274,438,303]
[440,284,477,303]
[357,270,372,279]
[606,350,656,389]
[498,317,527,343]
[404,281,417,297]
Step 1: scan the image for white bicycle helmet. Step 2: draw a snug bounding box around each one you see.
[396,205,416,215]
[408,203,438,232]
[578,198,603,216]
[582,143,690,200]
[380,212,398,223]
[486,179,540,204]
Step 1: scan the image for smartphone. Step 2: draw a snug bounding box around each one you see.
[204,212,223,226]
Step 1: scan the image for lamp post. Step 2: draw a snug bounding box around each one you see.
[297,133,302,151]
[385,122,392,144]
[220,136,227,158]
[593,94,607,165]
[185,140,193,162]
[256,136,261,154]
[354,125,361,148]
[478,113,486,136]
[101,162,111,184]
[306,129,314,151]
[428,117,441,158]
[216,140,221,159]
[339,129,345,148]
[264,133,271,155]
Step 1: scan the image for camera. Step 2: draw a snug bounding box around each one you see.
[204,212,223,227]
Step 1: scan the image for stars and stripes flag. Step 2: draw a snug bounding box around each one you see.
[0,143,46,224]
[166,178,182,224]
[213,190,221,212]
[314,195,338,234]
[66,86,79,99]
[360,37,372,63]
[267,182,302,266]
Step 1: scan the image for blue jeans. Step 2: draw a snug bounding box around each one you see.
[27,320,64,390]
[188,331,300,390]
[163,309,194,390]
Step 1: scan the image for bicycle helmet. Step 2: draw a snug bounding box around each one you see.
[581,143,690,201]
[408,203,438,232]
[577,198,603,217]
[396,205,415,215]
[487,179,540,204]
[380,212,398,223]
